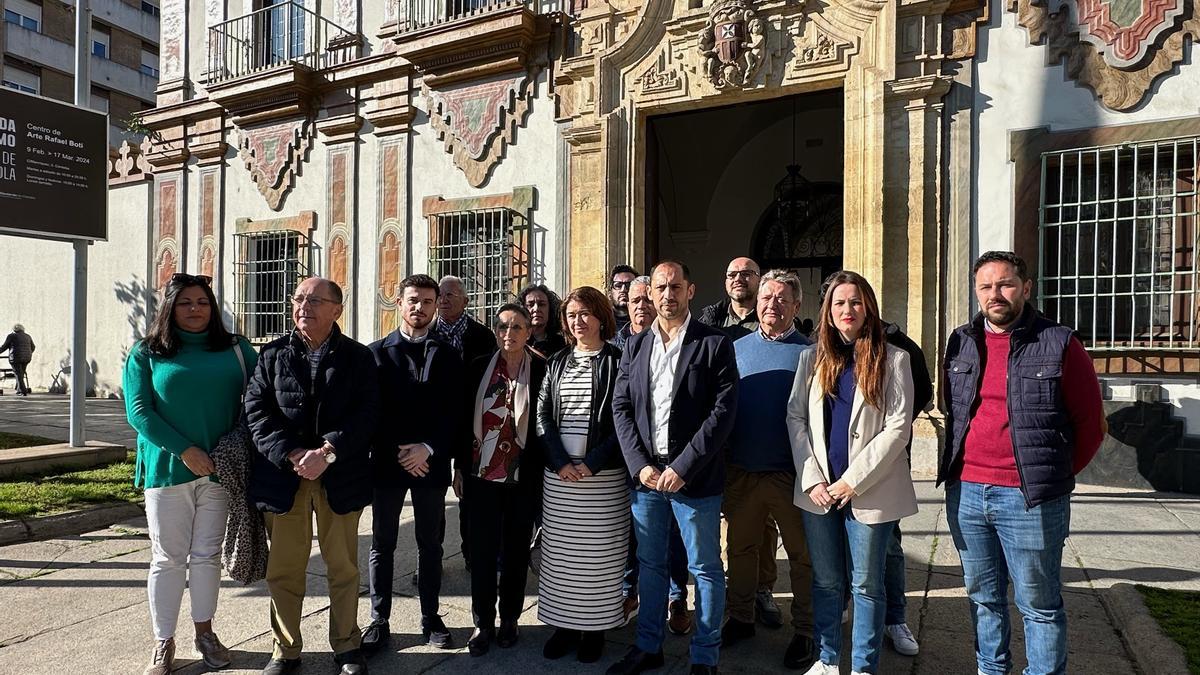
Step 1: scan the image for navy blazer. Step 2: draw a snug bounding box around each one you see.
[368,330,465,488]
[613,317,739,498]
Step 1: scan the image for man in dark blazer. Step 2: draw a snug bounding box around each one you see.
[610,261,739,675]
[361,274,465,655]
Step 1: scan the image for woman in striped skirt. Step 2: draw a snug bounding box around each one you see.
[535,286,630,663]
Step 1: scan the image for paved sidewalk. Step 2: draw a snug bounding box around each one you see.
[1,479,1197,674]
[1,397,1197,674]
[0,395,137,449]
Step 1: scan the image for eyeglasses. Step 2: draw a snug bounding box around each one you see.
[611,280,632,290]
[290,295,337,307]
[725,270,760,280]
[172,273,212,286]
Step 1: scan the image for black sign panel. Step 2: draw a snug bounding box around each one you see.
[0,88,108,241]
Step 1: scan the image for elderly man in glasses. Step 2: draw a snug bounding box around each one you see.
[245,277,379,675]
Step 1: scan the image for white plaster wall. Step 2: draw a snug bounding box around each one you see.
[974,8,1200,252]
[407,70,563,292]
[0,181,153,397]
[360,0,391,54]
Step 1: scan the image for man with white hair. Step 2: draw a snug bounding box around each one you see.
[0,324,35,396]
[434,275,497,367]
[721,270,815,670]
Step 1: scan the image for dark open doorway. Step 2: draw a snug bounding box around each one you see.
[645,89,844,322]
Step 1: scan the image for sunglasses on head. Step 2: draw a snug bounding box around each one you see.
[172,273,213,286]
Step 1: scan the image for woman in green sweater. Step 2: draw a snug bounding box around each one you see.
[123,273,257,675]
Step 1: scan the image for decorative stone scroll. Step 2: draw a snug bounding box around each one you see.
[237,118,313,210]
[423,68,540,188]
[795,27,853,68]
[1006,0,1200,111]
[636,48,687,96]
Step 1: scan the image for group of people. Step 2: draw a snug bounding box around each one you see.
[124,249,1104,675]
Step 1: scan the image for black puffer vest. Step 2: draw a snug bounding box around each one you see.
[939,306,1076,507]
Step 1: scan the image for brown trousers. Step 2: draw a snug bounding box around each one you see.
[723,466,814,635]
[264,478,363,659]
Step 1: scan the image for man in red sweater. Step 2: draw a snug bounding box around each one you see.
[939,251,1104,675]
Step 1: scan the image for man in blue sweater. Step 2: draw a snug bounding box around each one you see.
[722,269,816,671]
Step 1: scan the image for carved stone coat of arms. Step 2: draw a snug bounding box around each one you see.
[699,0,766,89]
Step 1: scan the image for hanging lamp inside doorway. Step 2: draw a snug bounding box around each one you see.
[773,95,814,235]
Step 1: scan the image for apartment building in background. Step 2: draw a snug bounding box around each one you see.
[0,0,159,141]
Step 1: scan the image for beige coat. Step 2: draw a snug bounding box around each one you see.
[786,344,918,524]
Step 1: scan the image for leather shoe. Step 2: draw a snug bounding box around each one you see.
[543,628,580,660]
[578,630,605,663]
[468,627,494,657]
[422,615,454,649]
[334,649,367,675]
[360,619,389,653]
[690,666,719,675]
[668,599,693,636]
[261,657,301,675]
[721,618,755,648]
[497,620,520,648]
[784,634,816,670]
[605,646,665,675]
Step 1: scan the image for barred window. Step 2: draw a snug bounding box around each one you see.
[233,230,310,342]
[428,208,529,323]
[1039,137,1199,350]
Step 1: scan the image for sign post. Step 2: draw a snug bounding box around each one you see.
[71,0,92,448]
[0,0,103,447]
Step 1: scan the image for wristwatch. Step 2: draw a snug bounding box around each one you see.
[322,444,337,464]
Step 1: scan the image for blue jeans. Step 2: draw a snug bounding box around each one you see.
[623,514,690,602]
[885,524,906,625]
[803,508,894,674]
[630,488,724,666]
[946,481,1070,675]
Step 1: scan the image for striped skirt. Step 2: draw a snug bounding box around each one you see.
[537,467,631,631]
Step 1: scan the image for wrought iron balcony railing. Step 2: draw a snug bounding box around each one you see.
[207,2,359,84]
[394,0,568,34]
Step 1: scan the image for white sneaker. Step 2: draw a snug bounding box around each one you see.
[803,662,840,675]
[884,622,920,656]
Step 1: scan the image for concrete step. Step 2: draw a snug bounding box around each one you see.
[0,442,127,478]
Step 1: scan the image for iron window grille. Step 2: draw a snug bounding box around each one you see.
[1039,136,1199,350]
[428,207,529,323]
[233,230,311,343]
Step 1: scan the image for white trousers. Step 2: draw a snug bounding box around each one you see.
[144,477,229,640]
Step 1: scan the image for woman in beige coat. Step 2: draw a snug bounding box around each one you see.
[786,271,916,675]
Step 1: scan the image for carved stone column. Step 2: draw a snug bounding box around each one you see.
[563,123,608,289]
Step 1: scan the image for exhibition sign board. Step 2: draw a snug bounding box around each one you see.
[0,87,108,241]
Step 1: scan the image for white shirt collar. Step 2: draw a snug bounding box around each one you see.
[760,324,796,341]
[654,312,691,348]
